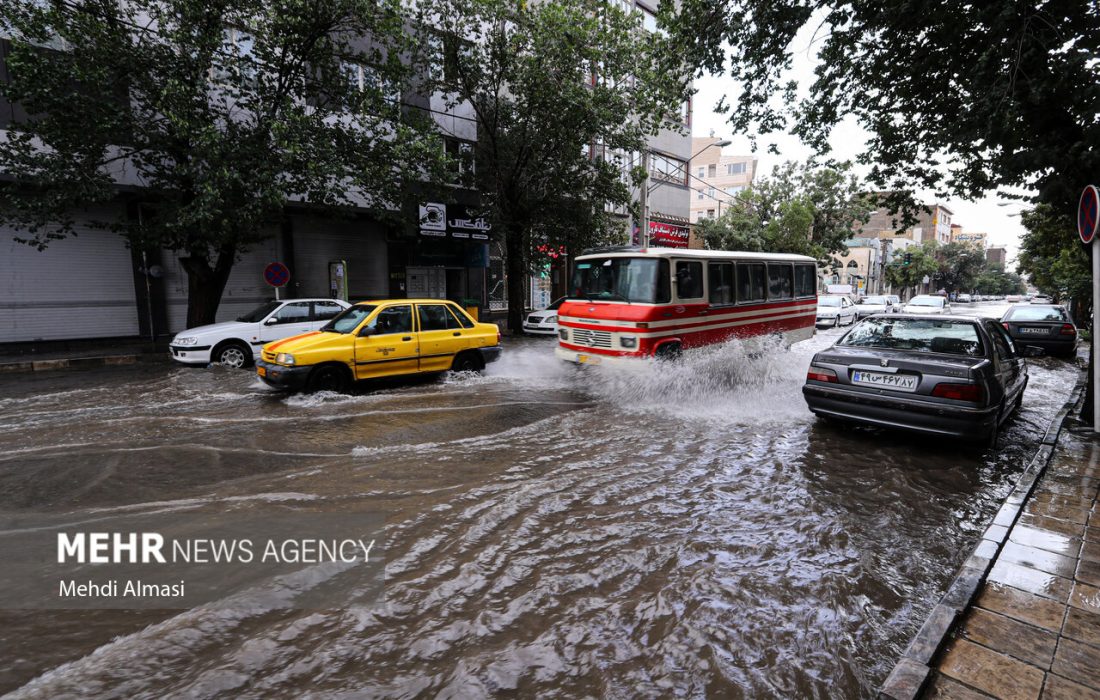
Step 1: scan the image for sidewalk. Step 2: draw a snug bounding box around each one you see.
[0,337,169,374]
[925,424,1100,699]
[881,370,1100,699]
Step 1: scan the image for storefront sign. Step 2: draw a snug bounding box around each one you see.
[649,221,689,248]
[418,202,492,240]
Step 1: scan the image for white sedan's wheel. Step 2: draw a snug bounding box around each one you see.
[217,343,250,369]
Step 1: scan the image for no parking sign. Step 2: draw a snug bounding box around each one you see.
[264,262,290,288]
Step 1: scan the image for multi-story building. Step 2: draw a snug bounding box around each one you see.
[987,247,1008,266]
[860,198,954,245]
[687,136,757,224]
[828,238,883,295]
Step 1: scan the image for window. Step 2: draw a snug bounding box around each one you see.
[447,304,475,328]
[708,164,716,178]
[726,186,743,196]
[418,304,459,331]
[272,302,311,324]
[680,97,691,126]
[369,305,413,335]
[342,62,399,105]
[840,318,985,356]
[794,264,816,298]
[639,6,659,32]
[214,28,258,85]
[737,263,766,303]
[708,262,735,305]
[649,153,687,185]
[697,190,704,200]
[697,166,705,178]
[322,305,376,334]
[706,209,715,218]
[1004,306,1068,322]
[708,187,715,198]
[444,139,475,182]
[726,162,747,175]
[313,301,345,320]
[675,261,703,299]
[767,263,793,300]
[570,257,669,303]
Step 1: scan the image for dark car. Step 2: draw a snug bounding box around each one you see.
[802,314,1042,445]
[1000,304,1078,358]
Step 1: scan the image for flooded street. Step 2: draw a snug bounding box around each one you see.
[0,303,1081,698]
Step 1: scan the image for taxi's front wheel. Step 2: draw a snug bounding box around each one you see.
[306,364,351,393]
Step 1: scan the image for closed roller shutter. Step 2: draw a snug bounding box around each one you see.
[291,215,388,300]
[162,234,281,333]
[0,220,140,343]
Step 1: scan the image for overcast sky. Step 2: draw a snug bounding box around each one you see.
[687,30,1029,266]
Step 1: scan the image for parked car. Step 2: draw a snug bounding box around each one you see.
[803,315,1041,445]
[255,299,502,392]
[1006,294,1024,302]
[855,295,892,319]
[957,293,972,303]
[523,297,565,336]
[1001,304,1078,358]
[1030,295,1054,304]
[885,295,903,312]
[169,298,351,368]
[902,295,950,315]
[816,295,857,327]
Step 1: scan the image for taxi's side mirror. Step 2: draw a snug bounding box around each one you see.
[358,326,377,337]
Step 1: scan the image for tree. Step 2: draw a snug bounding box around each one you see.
[697,160,871,265]
[414,0,689,334]
[885,241,937,299]
[1017,203,1091,324]
[665,1,1100,216]
[932,242,986,294]
[974,263,1025,297]
[0,0,443,327]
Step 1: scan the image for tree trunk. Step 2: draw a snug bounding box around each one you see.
[180,243,238,328]
[505,223,527,336]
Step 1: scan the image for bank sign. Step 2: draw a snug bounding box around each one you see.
[418,202,492,240]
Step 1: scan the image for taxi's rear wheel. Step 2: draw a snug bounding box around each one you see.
[215,341,252,369]
[451,352,483,373]
[307,364,351,393]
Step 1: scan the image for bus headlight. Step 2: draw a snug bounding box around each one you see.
[620,336,637,348]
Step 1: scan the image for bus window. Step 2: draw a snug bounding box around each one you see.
[675,261,704,300]
[795,264,817,298]
[767,263,793,300]
[708,262,735,306]
[737,263,766,303]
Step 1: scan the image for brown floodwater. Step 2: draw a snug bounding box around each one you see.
[0,304,1080,698]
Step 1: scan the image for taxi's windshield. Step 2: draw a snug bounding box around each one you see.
[322,305,376,333]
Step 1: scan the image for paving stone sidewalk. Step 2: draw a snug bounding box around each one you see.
[923,426,1100,700]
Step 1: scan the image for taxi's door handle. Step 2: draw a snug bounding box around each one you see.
[453,332,462,336]
[402,336,412,341]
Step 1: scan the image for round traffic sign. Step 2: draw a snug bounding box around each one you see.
[264,262,290,288]
[1079,185,1099,244]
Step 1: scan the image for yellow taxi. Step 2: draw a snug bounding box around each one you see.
[255,299,502,392]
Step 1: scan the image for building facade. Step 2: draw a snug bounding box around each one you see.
[859,199,954,245]
[987,246,1007,266]
[686,136,758,224]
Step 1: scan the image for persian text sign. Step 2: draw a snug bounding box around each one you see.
[649,221,689,248]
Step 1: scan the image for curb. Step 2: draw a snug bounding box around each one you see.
[878,365,1089,700]
[0,352,168,375]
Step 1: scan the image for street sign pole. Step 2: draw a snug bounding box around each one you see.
[1078,185,1100,431]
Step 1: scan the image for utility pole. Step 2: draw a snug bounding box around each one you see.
[640,153,649,247]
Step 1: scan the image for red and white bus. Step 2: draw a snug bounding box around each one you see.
[555,247,819,364]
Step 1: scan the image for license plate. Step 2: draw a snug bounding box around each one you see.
[1020,327,1048,334]
[851,370,918,392]
[257,366,267,377]
[577,354,601,365]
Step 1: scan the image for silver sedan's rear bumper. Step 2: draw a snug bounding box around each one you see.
[802,382,999,439]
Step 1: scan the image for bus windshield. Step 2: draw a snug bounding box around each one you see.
[569,257,669,303]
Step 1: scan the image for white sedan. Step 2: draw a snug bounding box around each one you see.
[523,297,565,336]
[816,295,857,327]
[169,298,351,368]
[902,295,951,315]
[854,295,892,319]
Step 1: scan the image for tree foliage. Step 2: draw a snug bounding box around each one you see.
[696,160,871,265]
[974,263,1026,296]
[932,242,986,294]
[1017,203,1091,321]
[665,1,1100,215]
[0,0,442,326]
[414,0,689,333]
[884,241,938,297]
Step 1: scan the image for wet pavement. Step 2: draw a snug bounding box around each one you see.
[0,302,1083,698]
[925,427,1100,700]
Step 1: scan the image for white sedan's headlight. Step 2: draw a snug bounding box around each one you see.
[173,336,199,346]
[275,353,296,365]
[546,315,557,323]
